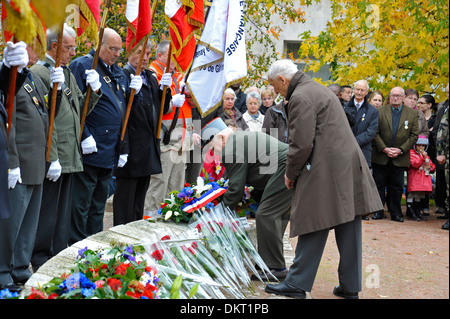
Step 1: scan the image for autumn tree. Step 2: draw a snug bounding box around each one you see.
[1,0,306,88]
[297,0,449,101]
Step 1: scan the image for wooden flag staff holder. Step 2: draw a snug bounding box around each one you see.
[46,26,64,162]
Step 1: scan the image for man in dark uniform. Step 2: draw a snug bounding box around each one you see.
[68,28,141,244]
[0,42,29,222]
[112,42,171,225]
[0,42,60,292]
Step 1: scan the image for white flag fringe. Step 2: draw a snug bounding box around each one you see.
[186,0,247,117]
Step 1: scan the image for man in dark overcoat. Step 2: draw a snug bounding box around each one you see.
[264,59,383,299]
[112,43,171,224]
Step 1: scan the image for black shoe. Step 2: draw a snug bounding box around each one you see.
[0,282,22,293]
[442,220,449,230]
[362,216,369,220]
[372,212,386,220]
[265,281,307,299]
[333,285,359,299]
[391,215,404,222]
[437,213,449,220]
[413,202,427,221]
[435,206,447,214]
[406,204,418,220]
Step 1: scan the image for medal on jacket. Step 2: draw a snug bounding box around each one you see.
[404,120,408,129]
[362,113,365,121]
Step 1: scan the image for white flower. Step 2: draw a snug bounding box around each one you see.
[165,210,173,220]
[174,211,179,216]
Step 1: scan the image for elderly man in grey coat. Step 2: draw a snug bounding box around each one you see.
[264,60,383,299]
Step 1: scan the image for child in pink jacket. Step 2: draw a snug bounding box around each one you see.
[406,135,436,221]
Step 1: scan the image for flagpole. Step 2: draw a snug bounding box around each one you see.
[5,65,17,136]
[79,0,112,141]
[46,25,64,162]
[120,0,158,142]
[156,42,172,140]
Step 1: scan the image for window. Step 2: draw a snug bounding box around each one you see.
[284,40,332,81]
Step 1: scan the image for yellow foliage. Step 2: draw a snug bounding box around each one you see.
[298,0,449,101]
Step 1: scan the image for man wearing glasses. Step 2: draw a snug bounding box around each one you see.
[371,87,419,222]
[68,28,142,244]
[29,24,102,271]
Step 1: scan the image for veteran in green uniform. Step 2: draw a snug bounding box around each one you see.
[202,118,292,280]
[30,24,102,269]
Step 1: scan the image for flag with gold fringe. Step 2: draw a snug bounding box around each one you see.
[125,0,152,55]
[66,0,100,46]
[186,0,247,117]
[165,0,204,73]
[1,0,44,55]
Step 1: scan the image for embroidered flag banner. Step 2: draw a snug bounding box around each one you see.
[125,0,152,55]
[186,0,247,117]
[165,0,204,72]
[66,0,100,45]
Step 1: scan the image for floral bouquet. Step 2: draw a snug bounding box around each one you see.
[12,244,162,299]
[143,231,245,299]
[155,176,228,223]
[190,203,278,290]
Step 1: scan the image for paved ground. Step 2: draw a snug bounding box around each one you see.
[104,202,449,299]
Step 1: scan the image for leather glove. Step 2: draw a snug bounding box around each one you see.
[130,74,142,94]
[159,72,172,89]
[50,67,65,90]
[85,69,101,92]
[81,135,98,154]
[118,154,128,168]
[46,160,62,182]
[8,167,22,189]
[3,41,28,72]
[172,94,185,108]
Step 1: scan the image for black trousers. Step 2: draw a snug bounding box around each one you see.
[32,173,73,267]
[435,165,448,208]
[70,164,113,245]
[372,161,406,218]
[113,175,151,226]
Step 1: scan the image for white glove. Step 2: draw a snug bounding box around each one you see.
[81,135,98,154]
[3,41,28,72]
[8,167,22,189]
[160,72,172,89]
[129,74,142,95]
[172,94,185,108]
[192,133,201,146]
[46,160,62,182]
[50,67,65,90]
[85,69,101,91]
[118,154,128,167]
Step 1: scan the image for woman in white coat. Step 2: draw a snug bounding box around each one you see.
[243,91,265,132]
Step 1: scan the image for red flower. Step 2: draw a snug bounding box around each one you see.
[107,278,122,291]
[151,249,164,261]
[26,288,47,299]
[115,263,130,276]
[161,235,171,241]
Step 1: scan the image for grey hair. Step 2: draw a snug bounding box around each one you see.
[46,23,76,50]
[223,88,236,99]
[390,86,405,96]
[246,91,261,105]
[354,80,370,91]
[156,40,170,56]
[267,59,298,81]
